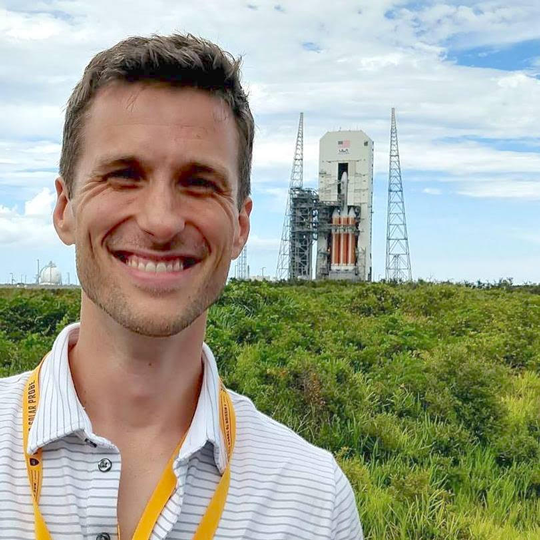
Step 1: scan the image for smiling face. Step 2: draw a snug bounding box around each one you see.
[54,83,251,337]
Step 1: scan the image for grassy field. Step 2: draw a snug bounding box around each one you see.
[1,281,539,539]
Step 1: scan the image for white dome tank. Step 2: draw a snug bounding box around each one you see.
[39,261,62,286]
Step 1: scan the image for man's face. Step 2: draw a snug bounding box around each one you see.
[54,83,251,337]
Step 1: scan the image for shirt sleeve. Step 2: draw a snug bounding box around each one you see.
[330,457,364,540]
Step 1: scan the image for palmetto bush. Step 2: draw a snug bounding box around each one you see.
[1,281,539,539]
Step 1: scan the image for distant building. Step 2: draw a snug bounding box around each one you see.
[250,275,273,282]
[39,261,62,286]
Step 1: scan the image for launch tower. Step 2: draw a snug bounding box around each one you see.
[385,108,412,281]
[235,246,249,279]
[277,113,318,280]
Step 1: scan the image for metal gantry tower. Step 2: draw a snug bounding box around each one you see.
[289,185,317,280]
[276,113,307,280]
[236,245,248,279]
[385,108,412,281]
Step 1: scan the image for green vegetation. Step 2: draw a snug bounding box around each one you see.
[1,281,539,539]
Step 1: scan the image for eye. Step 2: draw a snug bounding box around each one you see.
[110,168,140,180]
[106,168,141,187]
[185,177,218,191]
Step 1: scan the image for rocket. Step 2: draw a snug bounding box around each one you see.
[331,171,356,269]
[340,172,349,266]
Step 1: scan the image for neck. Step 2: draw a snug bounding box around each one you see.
[69,294,206,444]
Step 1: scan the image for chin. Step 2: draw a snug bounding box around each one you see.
[121,318,192,338]
[82,283,216,338]
[113,296,208,336]
[78,251,228,337]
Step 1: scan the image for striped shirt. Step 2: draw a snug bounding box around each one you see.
[0,323,363,539]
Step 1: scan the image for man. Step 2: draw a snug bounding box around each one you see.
[0,34,363,539]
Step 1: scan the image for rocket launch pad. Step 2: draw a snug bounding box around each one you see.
[278,119,374,282]
[316,130,373,281]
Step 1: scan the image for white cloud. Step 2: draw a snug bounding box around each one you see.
[1,1,539,188]
[401,1,540,49]
[423,187,442,195]
[389,140,540,176]
[0,103,64,140]
[457,180,540,200]
[246,235,281,251]
[0,188,58,247]
[0,8,67,41]
[24,187,55,216]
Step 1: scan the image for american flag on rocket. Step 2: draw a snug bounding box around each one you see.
[338,140,350,148]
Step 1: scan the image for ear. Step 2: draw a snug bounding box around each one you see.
[53,177,76,246]
[232,196,252,259]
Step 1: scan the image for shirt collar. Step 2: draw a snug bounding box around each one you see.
[28,323,228,474]
[176,342,229,474]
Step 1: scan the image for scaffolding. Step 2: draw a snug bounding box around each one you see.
[290,187,318,280]
[277,113,307,280]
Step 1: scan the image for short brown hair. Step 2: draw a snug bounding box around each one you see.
[60,33,254,206]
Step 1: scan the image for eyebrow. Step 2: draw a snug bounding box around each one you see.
[89,155,140,177]
[90,155,232,188]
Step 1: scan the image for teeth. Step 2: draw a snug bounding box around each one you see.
[122,254,186,273]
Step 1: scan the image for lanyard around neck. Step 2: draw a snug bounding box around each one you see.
[22,358,236,540]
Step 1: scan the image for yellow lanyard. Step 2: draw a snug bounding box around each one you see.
[23,360,236,540]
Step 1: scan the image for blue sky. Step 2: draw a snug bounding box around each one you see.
[451,38,540,71]
[0,0,539,284]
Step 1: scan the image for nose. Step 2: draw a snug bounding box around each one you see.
[136,181,186,242]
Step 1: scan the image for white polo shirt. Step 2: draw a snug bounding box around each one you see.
[0,323,363,539]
